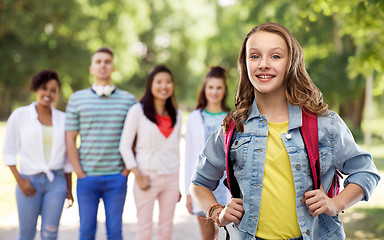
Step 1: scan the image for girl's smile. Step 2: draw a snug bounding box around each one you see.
[256,73,276,82]
[151,72,174,101]
[36,79,59,108]
[205,77,226,105]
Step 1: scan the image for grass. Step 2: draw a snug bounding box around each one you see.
[340,208,384,239]
[0,166,16,217]
[374,156,384,172]
[0,121,17,217]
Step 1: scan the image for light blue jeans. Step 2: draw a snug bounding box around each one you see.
[16,169,67,240]
[77,173,128,240]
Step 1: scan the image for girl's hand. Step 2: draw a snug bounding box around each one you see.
[186,194,194,214]
[136,175,150,190]
[121,168,130,177]
[76,171,87,179]
[18,177,36,197]
[218,198,244,226]
[66,190,74,208]
[302,186,341,217]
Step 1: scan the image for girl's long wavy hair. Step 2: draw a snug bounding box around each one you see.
[140,65,177,127]
[195,66,230,112]
[223,22,328,133]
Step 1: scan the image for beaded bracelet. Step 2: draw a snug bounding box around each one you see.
[202,203,228,240]
[206,203,224,218]
[204,203,224,227]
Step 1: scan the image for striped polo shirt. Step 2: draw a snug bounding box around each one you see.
[65,88,136,175]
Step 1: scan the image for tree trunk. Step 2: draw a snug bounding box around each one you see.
[0,90,13,120]
[364,75,373,147]
[339,90,365,129]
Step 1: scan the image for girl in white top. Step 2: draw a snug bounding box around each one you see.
[120,65,182,240]
[3,70,73,240]
[184,66,231,240]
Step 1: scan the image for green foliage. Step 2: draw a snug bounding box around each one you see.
[0,0,92,114]
[0,0,383,132]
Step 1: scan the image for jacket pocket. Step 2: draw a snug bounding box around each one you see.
[230,136,252,169]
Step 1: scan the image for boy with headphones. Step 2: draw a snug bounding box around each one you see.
[65,47,136,240]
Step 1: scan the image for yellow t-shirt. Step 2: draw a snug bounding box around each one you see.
[256,121,301,239]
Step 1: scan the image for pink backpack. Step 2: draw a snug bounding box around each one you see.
[223,110,341,198]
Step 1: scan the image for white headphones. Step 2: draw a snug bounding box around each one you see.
[92,84,115,97]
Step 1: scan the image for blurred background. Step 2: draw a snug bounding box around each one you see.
[1,0,384,139]
[0,0,384,239]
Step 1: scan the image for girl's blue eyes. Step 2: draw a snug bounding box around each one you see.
[250,55,280,59]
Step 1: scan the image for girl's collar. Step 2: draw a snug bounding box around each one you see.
[245,99,302,130]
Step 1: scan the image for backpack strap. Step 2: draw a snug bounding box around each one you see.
[301,110,341,198]
[328,169,342,197]
[223,120,241,198]
[301,110,321,190]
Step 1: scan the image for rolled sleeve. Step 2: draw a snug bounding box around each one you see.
[191,170,220,191]
[3,154,18,166]
[344,171,380,201]
[191,127,226,191]
[331,112,380,201]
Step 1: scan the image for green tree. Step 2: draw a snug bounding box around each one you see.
[1,0,383,135]
[207,0,384,130]
[114,0,222,110]
[0,0,146,117]
[0,0,91,117]
[310,0,384,131]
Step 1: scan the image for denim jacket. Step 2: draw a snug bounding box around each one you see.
[191,100,380,240]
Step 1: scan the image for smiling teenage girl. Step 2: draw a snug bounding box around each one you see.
[120,65,182,240]
[189,22,380,240]
[184,66,231,240]
[3,70,73,240]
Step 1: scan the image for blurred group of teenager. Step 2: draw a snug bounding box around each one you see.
[3,22,379,240]
[3,45,230,240]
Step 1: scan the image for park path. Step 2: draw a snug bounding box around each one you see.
[0,173,204,240]
[1,171,383,240]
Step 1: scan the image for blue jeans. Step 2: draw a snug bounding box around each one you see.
[16,169,67,240]
[77,174,128,240]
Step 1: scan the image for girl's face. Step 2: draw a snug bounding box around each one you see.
[36,79,59,108]
[245,31,289,97]
[151,72,174,101]
[204,77,226,105]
